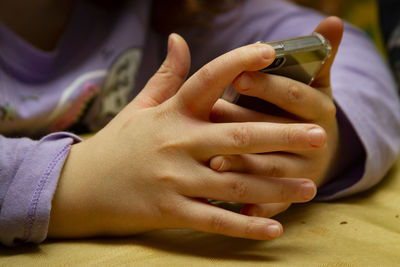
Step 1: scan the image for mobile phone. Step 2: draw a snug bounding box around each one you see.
[222,32,332,110]
[211,34,331,213]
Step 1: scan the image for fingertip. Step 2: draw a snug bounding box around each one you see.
[314,16,343,35]
[167,33,175,54]
[308,127,327,148]
[325,16,344,31]
[166,33,191,68]
[266,224,283,240]
[312,17,344,88]
[210,156,230,172]
[169,32,185,45]
[301,181,317,201]
[233,72,252,93]
[240,43,275,71]
[314,16,344,53]
[255,43,276,71]
[257,43,276,61]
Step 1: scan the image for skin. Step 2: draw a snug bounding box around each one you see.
[47,35,323,240]
[210,16,344,217]
[1,0,343,240]
[48,17,343,239]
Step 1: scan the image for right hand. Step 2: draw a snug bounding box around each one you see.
[48,34,323,241]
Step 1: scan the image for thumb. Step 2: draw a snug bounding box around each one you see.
[312,16,344,89]
[133,33,191,109]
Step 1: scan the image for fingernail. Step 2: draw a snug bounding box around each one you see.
[308,128,326,147]
[210,156,230,172]
[266,224,282,239]
[235,73,252,92]
[259,44,274,60]
[301,182,316,200]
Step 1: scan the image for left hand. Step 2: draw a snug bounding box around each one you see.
[209,16,344,217]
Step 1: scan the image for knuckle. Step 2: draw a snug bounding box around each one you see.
[156,63,187,88]
[231,125,253,148]
[228,179,249,199]
[280,127,300,146]
[157,196,184,219]
[157,63,186,84]
[155,167,184,189]
[157,62,174,78]
[266,162,284,177]
[244,218,257,235]
[156,172,177,187]
[158,198,175,215]
[159,138,180,153]
[197,64,215,89]
[286,83,302,104]
[278,183,289,202]
[237,50,253,69]
[153,105,172,121]
[209,214,227,233]
[157,130,188,154]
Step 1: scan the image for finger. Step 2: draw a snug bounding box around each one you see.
[241,203,292,218]
[184,170,317,204]
[133,33,190,109]
[210,99,296,123]
[209,153,305,178]
[193,122,326,156]
[233,72,336,120]
[312,16,344,89]
[175,43,276,119]
[181,199,283,240]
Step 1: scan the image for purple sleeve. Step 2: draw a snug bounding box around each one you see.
[182,0,400,199]
[320,24,400,199]
[0,133,81,246]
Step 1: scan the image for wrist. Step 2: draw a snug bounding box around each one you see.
[47,141,105,238]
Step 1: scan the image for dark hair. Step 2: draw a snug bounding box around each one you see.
[151,0,244,34]
[90,0,244,34]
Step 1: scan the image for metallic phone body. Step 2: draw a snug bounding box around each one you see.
[222,32,332,103]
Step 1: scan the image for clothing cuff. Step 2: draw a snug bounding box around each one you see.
[0,132,81,246]
[316,104,366,200]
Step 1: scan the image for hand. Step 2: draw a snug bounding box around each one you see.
[48,33,323,241]
[209,17,344,218]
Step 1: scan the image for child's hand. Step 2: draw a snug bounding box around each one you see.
[209,17,344,218]
[48,34,323,241]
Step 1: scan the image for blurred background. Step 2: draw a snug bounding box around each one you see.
[294,0,385,54]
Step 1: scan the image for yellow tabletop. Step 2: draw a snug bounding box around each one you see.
[2,2,394,266]
[2,157,400,267]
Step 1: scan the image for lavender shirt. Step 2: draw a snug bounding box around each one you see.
[1,0,399,246]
